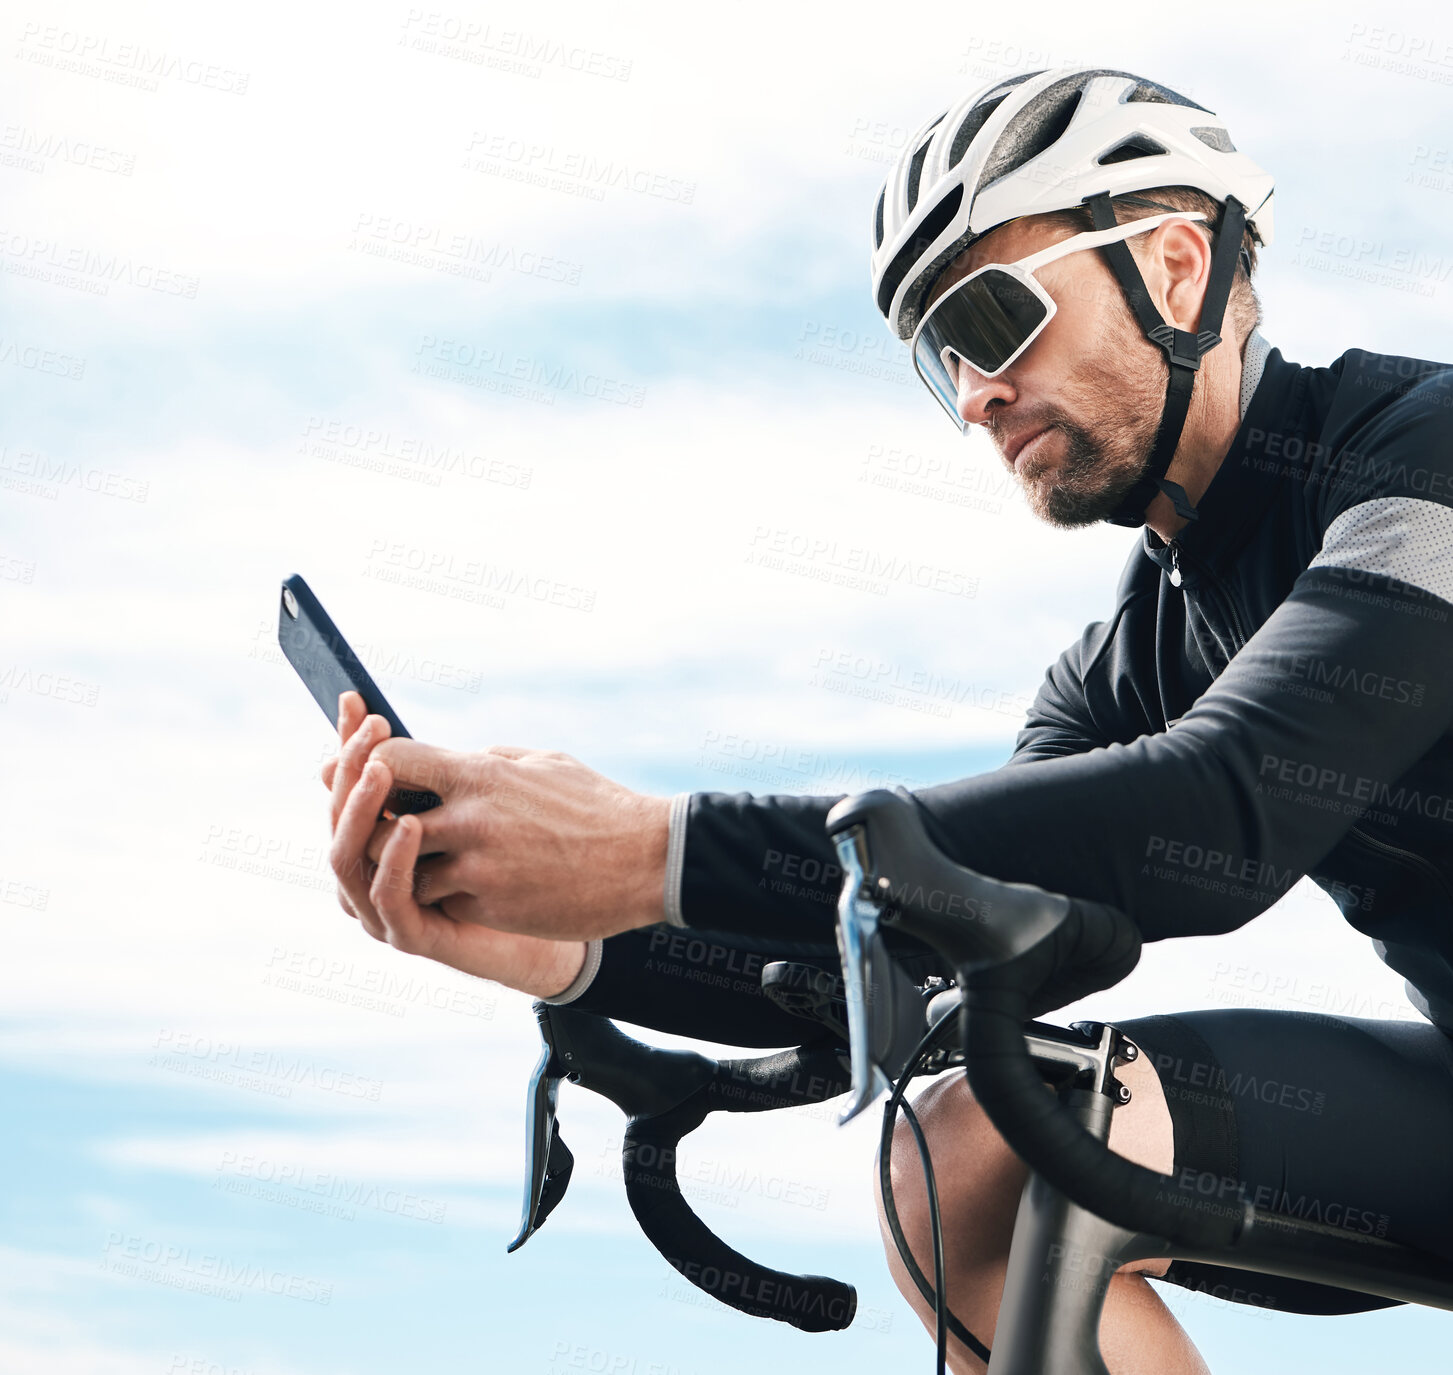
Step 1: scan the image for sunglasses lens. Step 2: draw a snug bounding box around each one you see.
[913,269,1048,416]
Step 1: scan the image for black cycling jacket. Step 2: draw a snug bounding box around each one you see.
[571,343,1453,1043]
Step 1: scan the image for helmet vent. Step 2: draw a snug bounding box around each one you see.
[979,86,1083,186]
[876,183,964,318]
[904,113,944,213]
[906,140,931,213]
[873,186,886,249]
[1190,124,1236,153]
[1098,134,1169,165]
[1120,78,1209,112]
[946,94,1009,169]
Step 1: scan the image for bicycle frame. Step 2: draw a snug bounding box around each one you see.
[979,1016,1453,1374]
[993,1022,1157,1375]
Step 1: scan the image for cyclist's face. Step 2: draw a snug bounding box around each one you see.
[923,217,1164,528]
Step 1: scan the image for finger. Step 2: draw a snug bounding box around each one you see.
[343,713,392,772]
[371,812,437,952]
[331,757,391,919]
[337,703,383,779]
[364,813,408,865]
[399,798,495,856]
[369,738,467,800]
[337,882,387,942]
[358,836,455,906]
[357,900,387,943]
[364,802,449,862]
[321,693,364,792]
[330,713,393,831]
[338,691,366,745]
[357,825,447,912]
[408,853,470,909]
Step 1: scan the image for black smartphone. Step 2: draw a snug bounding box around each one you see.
[277,573,442,814]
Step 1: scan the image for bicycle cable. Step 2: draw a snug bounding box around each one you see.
[878,1011,993,1367]
[895,1095,948,1375]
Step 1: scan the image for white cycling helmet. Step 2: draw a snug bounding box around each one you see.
[872,67,1275,342]
[870,67,1275,530]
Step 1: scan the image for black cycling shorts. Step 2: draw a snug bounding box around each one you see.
[1113,1007,1453,1315]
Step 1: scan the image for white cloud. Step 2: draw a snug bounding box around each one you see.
[6,0,1441,1091]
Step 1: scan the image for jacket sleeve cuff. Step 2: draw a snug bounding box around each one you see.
[538,939,604,1005]
[662,791,690,927]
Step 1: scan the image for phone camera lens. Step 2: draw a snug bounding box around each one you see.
[282,587,299,619]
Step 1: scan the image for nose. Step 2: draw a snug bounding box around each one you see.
[955,364,1016,428]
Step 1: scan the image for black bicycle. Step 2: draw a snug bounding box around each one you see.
[509,787,1453,1372]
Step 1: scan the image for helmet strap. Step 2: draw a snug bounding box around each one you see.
[1079,192,1248,529]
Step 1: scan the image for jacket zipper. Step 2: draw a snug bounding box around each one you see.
[1166,537,1253,650]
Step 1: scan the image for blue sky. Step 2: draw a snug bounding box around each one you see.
[7,0,1453,1370]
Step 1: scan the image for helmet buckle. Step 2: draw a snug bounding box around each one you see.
[1148,325,1221,371]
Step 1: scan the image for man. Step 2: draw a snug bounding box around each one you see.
[323,68,1453,1374]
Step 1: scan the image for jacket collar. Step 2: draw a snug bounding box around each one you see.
[1141,334,1306,582]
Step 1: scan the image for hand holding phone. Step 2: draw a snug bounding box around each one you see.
[277,574,441,814]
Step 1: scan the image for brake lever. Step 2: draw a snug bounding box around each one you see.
[508,1002,859,1330]
[508,1003,575,1252]
[830,828,927,1123]
[510,1001,720,1252]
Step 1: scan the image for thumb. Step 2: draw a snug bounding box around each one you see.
[369,738,464,797]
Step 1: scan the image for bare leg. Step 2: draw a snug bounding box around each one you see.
[875,1045,1211,1374]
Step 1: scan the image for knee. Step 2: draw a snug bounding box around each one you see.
[878,1075,966,1231]
[874,1073,1027,1262]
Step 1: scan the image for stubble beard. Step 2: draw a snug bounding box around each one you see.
[1012,324,1166,529]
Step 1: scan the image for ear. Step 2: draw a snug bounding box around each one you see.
[1155,220,1214,332]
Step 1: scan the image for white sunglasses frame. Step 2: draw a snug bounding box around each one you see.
[911,210,1209,427]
